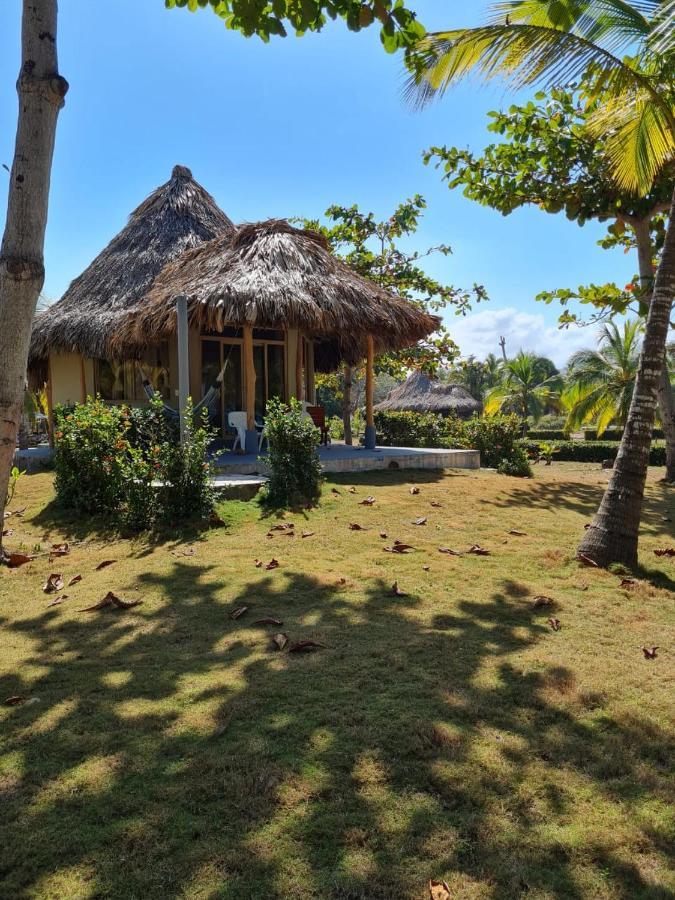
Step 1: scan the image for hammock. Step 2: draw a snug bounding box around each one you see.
[137,361,227,420]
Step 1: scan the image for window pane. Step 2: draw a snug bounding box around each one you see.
[267,344,285,405]
[201,340,222,430]
[222,344,242,424]
[253,345,265,419]
[140,344,170,402]
[95,359,125,401]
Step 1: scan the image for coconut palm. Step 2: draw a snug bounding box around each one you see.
[563,319,643,434]
[485,350,562,421]
[406,0,675,568]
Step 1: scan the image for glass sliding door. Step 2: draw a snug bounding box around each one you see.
[222,344,242,426]
[201,340,223,431]
[267,344,285,404]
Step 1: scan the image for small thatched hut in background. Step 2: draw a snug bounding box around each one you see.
[375,370,482,419]
[29,167,440,450]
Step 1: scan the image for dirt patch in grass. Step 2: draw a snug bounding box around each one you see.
[1,464,674,898]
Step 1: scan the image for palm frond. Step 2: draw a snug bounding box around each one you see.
[649,0,675,57]
[405,24,652,109]
[588,87,675,191]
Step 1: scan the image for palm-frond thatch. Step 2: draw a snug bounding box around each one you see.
[111,219,440,364]
[29,165,235,364]
[375,370,482,419]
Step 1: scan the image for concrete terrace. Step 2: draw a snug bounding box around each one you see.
[210,443,480,476]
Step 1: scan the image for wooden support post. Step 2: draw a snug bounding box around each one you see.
[79,356,87,403]
[46,356,54,448]
[244,325,255,430]
[176,294,190,445]
[295,334,304,401]
[364,334,376,450]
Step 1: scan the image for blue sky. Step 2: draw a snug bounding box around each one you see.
[0,0,636,366]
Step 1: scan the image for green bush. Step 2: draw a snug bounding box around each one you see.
[54,396,216,529]
[518,439,666,466]
[461,415,522,468]
[525,429,569,441]
[263,398,323,508]
[497,446,532,477]
[373,410,447,448]
[582,427,664,441]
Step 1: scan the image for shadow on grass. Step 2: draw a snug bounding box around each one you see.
[0,569,672,896]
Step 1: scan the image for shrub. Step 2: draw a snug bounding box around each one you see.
[525,429,568,441]
[582,427,664,441]
[373,410,447,448]
[461,415,522,468]
[54,396,217,529]
[263,398,323,508]
[518,439,666,466]
[497,446,532,477]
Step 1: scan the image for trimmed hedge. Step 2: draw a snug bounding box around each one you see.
[519,439,666,466]
[373,410,448,449]
[525,429,569,440]
[582,427,664,441]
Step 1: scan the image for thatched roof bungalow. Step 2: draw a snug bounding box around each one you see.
[376,370,482,419]
[30,166,440,451]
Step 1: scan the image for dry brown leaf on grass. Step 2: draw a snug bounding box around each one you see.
[532,595,554,609]
[359,496,376,506]
[4,507,26,518]
[412,517,427,526]
[429,879,451,900]
[468,544,490,556]
[288,640,327,653]
[80,591,143,612]
[620,578,636,588]
[272,633,288,651]
[347,486,357,494]
[383,541,415,554]
[379,531,388,539]
[301,530,315,538]
[422,565,430,571]
[254,559,263,568]
[410,486,420,495]
[642,646,658,659]
[95,560,116,571]
[47,594,69,607]
[331,488,341,496]
[67,574,82,586]
[548,617,561,631]
[4,696,26,707]
[576,553,599,567]
[268,523,294,532]
[349,523,366,531]
[50,542,69,556]
[654,547,675,557]
[508,529,527,536]
[230,606,248,620]
[253,617,283,626]
[438,547,462,556]
[265,559,280,570]
[42,573,64,594]
[391,581,407,597]
[430,500,442,508]
[2,528,13,537]
[7,553,34,568]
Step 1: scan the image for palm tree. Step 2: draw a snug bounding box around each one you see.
[406,0,675,568]
[485,350,562,422]
[563,320,643,434]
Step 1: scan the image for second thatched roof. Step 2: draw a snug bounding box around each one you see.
[111,219,440,364]
[29,165,236,364]
[375,370,482,418]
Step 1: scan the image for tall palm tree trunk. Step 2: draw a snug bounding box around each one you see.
[0,0,67,562]
[578,189,675,567]
[634,219,675,482]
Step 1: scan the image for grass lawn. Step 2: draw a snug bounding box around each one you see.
[1,463,674,899]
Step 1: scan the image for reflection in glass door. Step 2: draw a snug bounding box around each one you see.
[201,340,222,431]
[201,340,243,436]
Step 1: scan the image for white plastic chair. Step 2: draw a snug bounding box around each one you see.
[228,411,247,453]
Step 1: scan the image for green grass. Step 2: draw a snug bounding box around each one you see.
[1,464,674,899]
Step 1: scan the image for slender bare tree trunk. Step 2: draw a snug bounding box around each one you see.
[578,189,675,568]
[0,0,67,561]
[342,363,353,445]
[634,219,675,483]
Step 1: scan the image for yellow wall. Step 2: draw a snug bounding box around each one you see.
[285,328,298,400]
[49,353,86,406]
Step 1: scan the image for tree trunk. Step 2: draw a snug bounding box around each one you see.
[577,189,675,568]
[0,0,67,561]
[634,219,675,482]
[342,364,353,446]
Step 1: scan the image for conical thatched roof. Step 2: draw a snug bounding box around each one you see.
[29,165,235,363]
[111,219,440,364]
[375,370,482,418]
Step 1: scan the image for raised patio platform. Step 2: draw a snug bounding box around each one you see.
[212,443,480,475]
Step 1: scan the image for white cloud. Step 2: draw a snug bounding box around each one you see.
[446,306,595,368]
